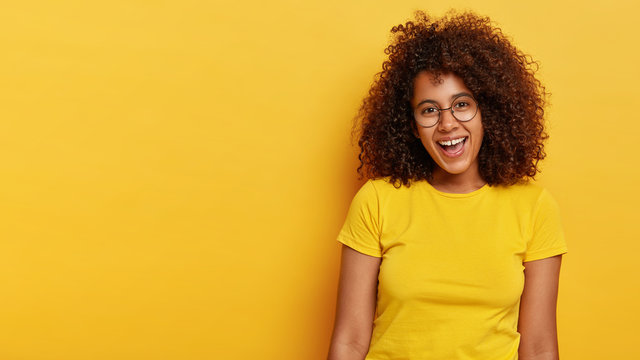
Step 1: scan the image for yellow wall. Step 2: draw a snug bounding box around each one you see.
[1,0,638,359]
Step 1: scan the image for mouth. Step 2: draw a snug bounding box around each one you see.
[437,136,467,157]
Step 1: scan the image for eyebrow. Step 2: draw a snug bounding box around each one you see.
[415,92,473,108]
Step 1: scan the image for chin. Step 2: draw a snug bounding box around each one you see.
[437,163,472,175]
[430,151,474,175]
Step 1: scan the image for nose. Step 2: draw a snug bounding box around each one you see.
[438,109,459,132]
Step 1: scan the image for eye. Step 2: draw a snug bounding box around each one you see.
[452,95,477,111]
[454,101,469,109]
[421,106,439,115]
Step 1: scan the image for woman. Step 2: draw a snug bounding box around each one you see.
[328,10,568,360]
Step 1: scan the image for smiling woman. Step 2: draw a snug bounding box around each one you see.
[328,10,567,360]
[411,71,485,193]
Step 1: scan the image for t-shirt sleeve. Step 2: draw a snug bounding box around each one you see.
[336,180,383,258]
[524,188,568,262]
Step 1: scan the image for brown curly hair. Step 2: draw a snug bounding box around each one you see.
[354,10,548,187]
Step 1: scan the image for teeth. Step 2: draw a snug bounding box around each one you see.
[438,137,465,146]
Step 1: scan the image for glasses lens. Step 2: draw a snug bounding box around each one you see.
[414,102,440,127]
[451,95,477,122]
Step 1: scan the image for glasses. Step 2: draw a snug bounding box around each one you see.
[413,94,479,128]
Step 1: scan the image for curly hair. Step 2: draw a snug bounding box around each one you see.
[354,10,548,187]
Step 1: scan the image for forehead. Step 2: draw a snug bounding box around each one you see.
[411,71,473,105]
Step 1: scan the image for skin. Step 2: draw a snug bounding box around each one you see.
[518,255,563,360]
[328,71,563,360]
[410,71,485,193]
[327,246,380,360]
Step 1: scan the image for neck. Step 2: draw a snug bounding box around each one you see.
[429,166,486,194]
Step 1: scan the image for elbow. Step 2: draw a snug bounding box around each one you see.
[327,338,369,360]
[518,335,559,360]
[518,350,559,360]
[327,343,368,360]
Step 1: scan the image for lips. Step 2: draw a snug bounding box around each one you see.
[437,136,467,157]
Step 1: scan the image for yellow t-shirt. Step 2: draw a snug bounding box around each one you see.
[337,178,568,360]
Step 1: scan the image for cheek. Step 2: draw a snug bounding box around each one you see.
[477,127,485,146]
[476,116,484,140]
[470,119,484,147]
[419,137,439,159]
[417,130,435,150]
[475,127,484,144]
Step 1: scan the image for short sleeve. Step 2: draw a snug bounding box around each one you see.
[524,188,568,262]
[336,180,382,257]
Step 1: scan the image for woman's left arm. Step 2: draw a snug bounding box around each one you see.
[518,254,563,360]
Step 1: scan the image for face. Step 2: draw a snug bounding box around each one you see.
[410,71,484,183]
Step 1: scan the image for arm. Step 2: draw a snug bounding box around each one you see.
[517,254,563,360]
[327,244,381,360]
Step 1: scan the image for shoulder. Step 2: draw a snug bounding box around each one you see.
[492,181,548,202]
[359,177,402,194]
[510,183,560,210]
[496,181,543,194]
[349,179,389,209]
[364,177,418,199]
[350,177,417,209]
[489,182,562,217]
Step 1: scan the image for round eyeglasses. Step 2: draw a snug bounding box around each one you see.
[413,94,479,128]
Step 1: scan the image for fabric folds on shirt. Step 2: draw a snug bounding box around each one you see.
[336,178,568,360]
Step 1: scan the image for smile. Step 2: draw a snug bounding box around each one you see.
[437,136,467,157]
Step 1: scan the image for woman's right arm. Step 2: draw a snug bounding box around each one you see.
[327,244,382,360]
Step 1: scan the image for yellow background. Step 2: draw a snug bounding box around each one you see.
[1,0,638,359]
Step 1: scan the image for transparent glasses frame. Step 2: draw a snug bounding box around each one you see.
[413,94,479,128]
